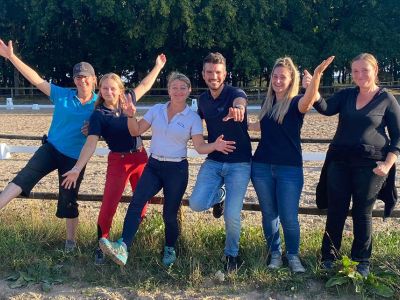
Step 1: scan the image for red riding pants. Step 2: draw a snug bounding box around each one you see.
[97,148,148,239]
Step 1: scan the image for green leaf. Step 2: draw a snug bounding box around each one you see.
[5,273,20,281]
[372,284,394,298]
[326,276,349,287]
[8,277,26,289]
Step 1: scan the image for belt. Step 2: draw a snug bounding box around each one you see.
[151,154,186,162]
[112,146,144,155]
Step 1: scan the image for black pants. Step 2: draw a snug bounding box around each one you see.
[321,160,386,263]
[122,157,188,248]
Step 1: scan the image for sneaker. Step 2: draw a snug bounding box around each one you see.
[94,247,106,265]
[64,240,76,253]
[356,262,370,277]
[224,255,244,273]
[162,246,176,267]
[268,252,283,269]
[99,237,128,266]
[212,187,226,218]
[288,255,306,273]
[321,259,334,270]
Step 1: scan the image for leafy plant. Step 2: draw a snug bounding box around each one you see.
[325,256,395,298]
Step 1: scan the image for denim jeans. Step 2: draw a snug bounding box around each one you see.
[121,157,188,248]
[251,162,304,258]
[321,160,386,263]
[189,159,251,257]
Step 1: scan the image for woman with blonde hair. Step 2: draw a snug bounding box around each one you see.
[249,56,334,272]
[62,54,166,264]
[98,72,236,267]
[314,53,400,276]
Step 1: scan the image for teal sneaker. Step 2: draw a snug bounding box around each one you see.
[162,246,176,267]
[99,237,128,266]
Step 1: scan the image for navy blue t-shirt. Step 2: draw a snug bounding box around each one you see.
[88,92,139,152]
[253,95,304,166]
[198,84,252,162]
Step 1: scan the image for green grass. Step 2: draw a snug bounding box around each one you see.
[0,205,399,298]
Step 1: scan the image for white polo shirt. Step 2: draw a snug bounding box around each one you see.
[143,102,203,158]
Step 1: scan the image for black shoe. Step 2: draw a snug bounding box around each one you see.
[212,187,226,218]
[94,247,106,265]
[356,262,370,277]
[321,259,334,270]
[224,255,244,273]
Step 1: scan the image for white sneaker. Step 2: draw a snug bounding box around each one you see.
[288,255,306,273]
[268,253,283,269]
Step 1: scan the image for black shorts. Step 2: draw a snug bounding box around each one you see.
[11,142,86,219]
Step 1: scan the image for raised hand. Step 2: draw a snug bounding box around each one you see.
[302,70,312,89]
[0,39,14,59]
[223,105,245,122]
[61,168,80,189]
[214,134,236,154]
[121,93,137,117]
[314,56,335,76]
[155,53,167,69]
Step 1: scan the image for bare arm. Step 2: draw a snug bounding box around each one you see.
[0,39,50,96]
[192,134,236,155]
[298,56,335,114]
[127,116,151,136]
[61,135,99,189]
[133,54,167,101]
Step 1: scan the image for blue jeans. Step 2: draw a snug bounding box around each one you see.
[189,159,251,257]
[251,162,303,258]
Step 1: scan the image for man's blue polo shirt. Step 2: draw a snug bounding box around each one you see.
[48,84,97,159]
[198,84,252,163]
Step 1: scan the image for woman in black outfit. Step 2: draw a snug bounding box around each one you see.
[313,53,400,276]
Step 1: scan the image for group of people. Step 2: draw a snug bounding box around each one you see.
[0,37,399,277]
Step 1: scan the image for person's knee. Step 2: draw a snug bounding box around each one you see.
[188,196,207,212]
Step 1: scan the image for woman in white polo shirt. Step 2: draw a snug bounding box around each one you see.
[99,72,235,267]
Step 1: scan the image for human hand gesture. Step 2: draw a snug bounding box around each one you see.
[121,94,136,118]
[373,161,391,177]
[223,105,245,122]
[0,39,14,60]
[302,70,312,89]
[314,56,335,77]
[214,134,236,154]
[61,168,80,189]
[155,53,167,69]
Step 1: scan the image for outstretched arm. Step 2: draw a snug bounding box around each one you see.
[0,39,50,96]
[61,135,99,189]
[133,54,167,101]
[192,134,236,155]
[298,56,335,113]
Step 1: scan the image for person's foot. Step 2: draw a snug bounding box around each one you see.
[94,247,106,265]
[162,246,176,267]
[99,238,128,266]
[224,255,244,273]
[288,255,306,273]
[212,187,226,218]
[356,262,370,277]
[268,252,283,269]
[320,259,334,270]
[64,240,76,253]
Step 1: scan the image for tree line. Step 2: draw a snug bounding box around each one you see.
[0,0,399,89]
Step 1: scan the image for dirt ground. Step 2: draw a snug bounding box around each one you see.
[0,109,399,299]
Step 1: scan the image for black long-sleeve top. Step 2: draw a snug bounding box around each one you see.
[314,87,400,157]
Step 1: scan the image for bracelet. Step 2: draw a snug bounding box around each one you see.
[234,104,245,110]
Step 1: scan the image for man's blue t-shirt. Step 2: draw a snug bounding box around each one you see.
[198,84,252,163]
[253,95,304,166]
[48,84,97,159]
